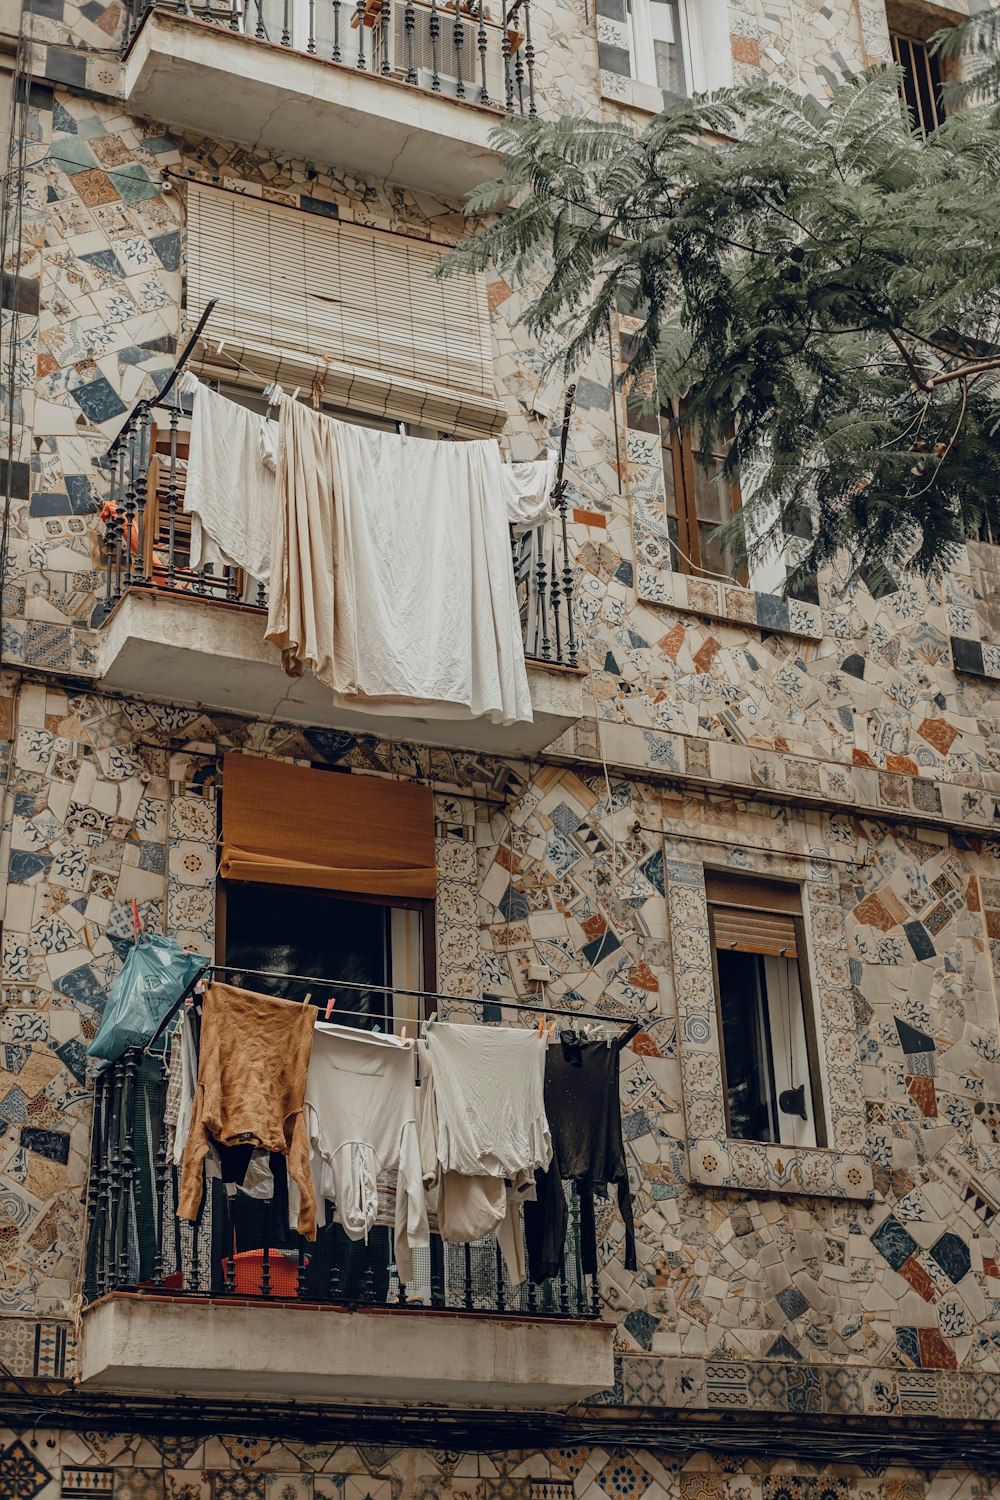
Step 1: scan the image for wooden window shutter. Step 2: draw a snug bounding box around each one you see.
[220,754,437,899]
[706,871,801,958]
[186,182,504,438]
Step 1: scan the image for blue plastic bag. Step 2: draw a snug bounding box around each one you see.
[88,905,208,1063]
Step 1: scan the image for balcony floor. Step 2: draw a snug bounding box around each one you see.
[124,8,506,200]
[97,588,585,755]
[79,1293,615,1407]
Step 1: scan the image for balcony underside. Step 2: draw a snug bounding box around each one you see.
[80,1294,615,1407]
[97,589,584,754]
[124,8,506,199]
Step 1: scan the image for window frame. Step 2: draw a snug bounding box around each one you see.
[706,880,827,1150]
[889,26,946,135]
[624,0,700,95]
[216,879,436,1034]
[660,401,747,586]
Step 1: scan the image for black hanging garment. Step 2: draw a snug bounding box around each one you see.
[523,1034,637,1284]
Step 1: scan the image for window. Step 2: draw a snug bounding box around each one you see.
[658,399,745,584]
[706,872,826,1150]
[185,180,502,438]
[890,29,946,134]
[625,0,692,98]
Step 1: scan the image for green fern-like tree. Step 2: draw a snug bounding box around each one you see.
[444,57,1000,590]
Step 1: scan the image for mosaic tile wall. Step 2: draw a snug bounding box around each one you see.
[4,0,1000,1450]
[3,1429,997,1500]
[4,674,1000,1422]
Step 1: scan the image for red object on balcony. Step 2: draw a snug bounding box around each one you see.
[228,1250,304,1297]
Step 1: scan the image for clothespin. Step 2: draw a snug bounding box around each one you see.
[537,1015,545,1037]
[217,339,226,355]
[325,996,336,1020]
[291,386,301,402]
[426,1010,437,1035]
[303,991,312,1008]
[401,1025,407,1042]
[547,1019,557,1041]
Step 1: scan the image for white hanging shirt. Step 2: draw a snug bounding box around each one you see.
[293,1023,428,1283]
[418,1023,552,1185]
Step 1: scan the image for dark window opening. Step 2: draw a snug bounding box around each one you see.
[890,29,946,134]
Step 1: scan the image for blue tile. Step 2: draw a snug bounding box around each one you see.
[896,1017,935,1054]
[57,964,108,1012]
[872,1215,918,1271]
[929,1232,971,1283]
[903,920,935,961]
[150,230,180,271]
[951,636,985,676]
[640,849,664,894]
[108,165,160,204]
[70,377,127,424]
[52,98,77,133]
[896,1326,920,1365]
[20,1127,70,1164]
[50,134,98,175]
[582,929,621,965]
[300,194,340,219]
[776,1286,810,1320]
[574,376,612,410]
[498,888,530,922]
[44,46,86,86]
[766,1334,802,1361]
[615,561,634,586]
[623,1308,659,1350]
[55,1039,88,1085]
[80,247,124,278]
[755,592,790,631]
[0,1087,29,1123]
[8,851,52,884]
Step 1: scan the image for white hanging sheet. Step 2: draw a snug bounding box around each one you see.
[266,397,539,726]
[180,374,278,583]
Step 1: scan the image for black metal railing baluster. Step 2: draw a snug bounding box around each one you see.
[165,404,179,590]
[494,1241,506,1313]
[223,1190,237,1295]
[571,1190,586,1315]
[502,16,513,110]
[282,0,291,43]
[430,1238,445,1307]
[558,480,577,668]
[522,0,535,114]
[535,537,550,661]
[463,1243,474,1310]
[332,0,342,58]
[558,1251,570,1316]
[453,0,466,97]
[549,530,563,665]
[260,1246,272,1297]
[255,0,266,38]
[134,407,152,588]
[404,0,416,79]
[429,0,441,89]
[307,0,316,48]
[380,0,391,71]
[121,425,139,593]
[152,1108,168,1287]
[355,0,367,66]
[477,0,489,102]
[189,1209,202,1294]
[297,1246,309,1298]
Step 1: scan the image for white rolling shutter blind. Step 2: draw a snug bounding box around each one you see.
[186,181,504,437]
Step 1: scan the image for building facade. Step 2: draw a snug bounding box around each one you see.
[2,0,1000,1494]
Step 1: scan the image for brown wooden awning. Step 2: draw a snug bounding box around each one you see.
[220,753,436,899]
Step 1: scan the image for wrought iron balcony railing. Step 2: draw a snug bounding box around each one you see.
[98,391,579,670]
[124,0,537,117]
[84,1044,602,1320]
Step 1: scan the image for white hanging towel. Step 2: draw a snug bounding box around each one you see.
[180,375,278,583]
[418,1023,552,1184]
[266,396,536,726]
[288,1022,428,1284]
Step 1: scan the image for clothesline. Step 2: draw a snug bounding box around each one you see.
[145,960,643,1055]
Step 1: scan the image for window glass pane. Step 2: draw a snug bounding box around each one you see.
[649,0,686,94]
[224,884,392,1025]
[717,949,777,1143]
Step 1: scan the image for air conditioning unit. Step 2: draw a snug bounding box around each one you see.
[386,2,507,104]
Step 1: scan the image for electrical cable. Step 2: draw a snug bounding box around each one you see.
[0,0,37,663]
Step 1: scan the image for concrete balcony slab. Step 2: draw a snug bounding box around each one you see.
[79,1294,615,1407]
[97,589,585,756]
[124,9,507,200]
